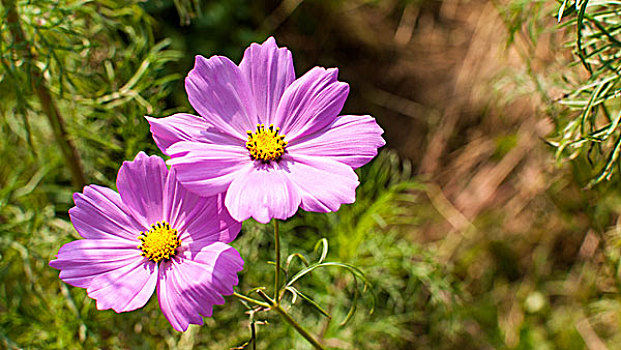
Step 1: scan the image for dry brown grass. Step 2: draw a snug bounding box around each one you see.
[268,0,621,347]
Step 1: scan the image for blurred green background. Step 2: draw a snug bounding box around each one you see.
[1,0,621,349]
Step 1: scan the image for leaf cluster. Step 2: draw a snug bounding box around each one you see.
[551,0,621,186]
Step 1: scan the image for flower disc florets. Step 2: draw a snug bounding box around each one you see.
[138,221,181,263]
[246,123,287,162]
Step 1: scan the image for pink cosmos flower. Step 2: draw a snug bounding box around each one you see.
[147,37,385,224]
[49,152,243,332]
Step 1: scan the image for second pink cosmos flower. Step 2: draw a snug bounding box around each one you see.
[49,152,243,332]
[147,37,385,223]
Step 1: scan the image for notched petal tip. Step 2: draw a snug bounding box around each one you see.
[309,66,340,80]
[133,151,150,161]
[248,36,280,51]
[193,54,208,65]
[326,66,340,76]
[48,258,61,269]
[71,190,83,204]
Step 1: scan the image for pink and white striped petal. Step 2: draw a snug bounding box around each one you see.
[239,37,295,124]
[49,239,141,288]
[186,55,258,140]
[166,141,249,198]
[274,67,349,141]
[163,168,241,245]
[288,115,385,169]
[116,152,168,228]
[284,154,359,213]
[87,258,158,313]
[69,185,144,241]
[157,243,243,332]
[224,162,301,223]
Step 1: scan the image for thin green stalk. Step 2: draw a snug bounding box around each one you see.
[256,290,325,350]
[232,292,270,308]
[273,304,325,350]
[576,0,592,73]
[274,220,281,304]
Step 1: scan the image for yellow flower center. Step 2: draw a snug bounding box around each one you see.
[138,221,181,263]
[246,124,287,162]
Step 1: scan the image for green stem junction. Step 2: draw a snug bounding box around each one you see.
[231,220,325,349]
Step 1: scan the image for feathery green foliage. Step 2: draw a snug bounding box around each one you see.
[551,0,621,186]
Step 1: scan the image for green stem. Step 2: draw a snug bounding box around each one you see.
[232,292,270,308]
[274,220,281,304]
[256,290,325,350]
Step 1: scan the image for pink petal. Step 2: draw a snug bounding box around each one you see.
[185,55,258,140]
[145,113,205,153]
[239,37,295,124]
[157,243,243,332]
[285,155,359,213]
[49,238,141,288]
[116,152,168,227]
[166,141,249,197]
[146,114,241,155]
[274,67,349,141]
[225,162,301,223]
[69,185,144,241]
[87,258,158,313]
[288,115,385,169]
[181,242,244,295]
[163,168,241,245]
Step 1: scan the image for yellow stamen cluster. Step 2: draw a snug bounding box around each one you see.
[138,221,181,263]
[246,124,287,162]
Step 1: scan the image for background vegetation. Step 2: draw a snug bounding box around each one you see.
[1,0,621,349]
